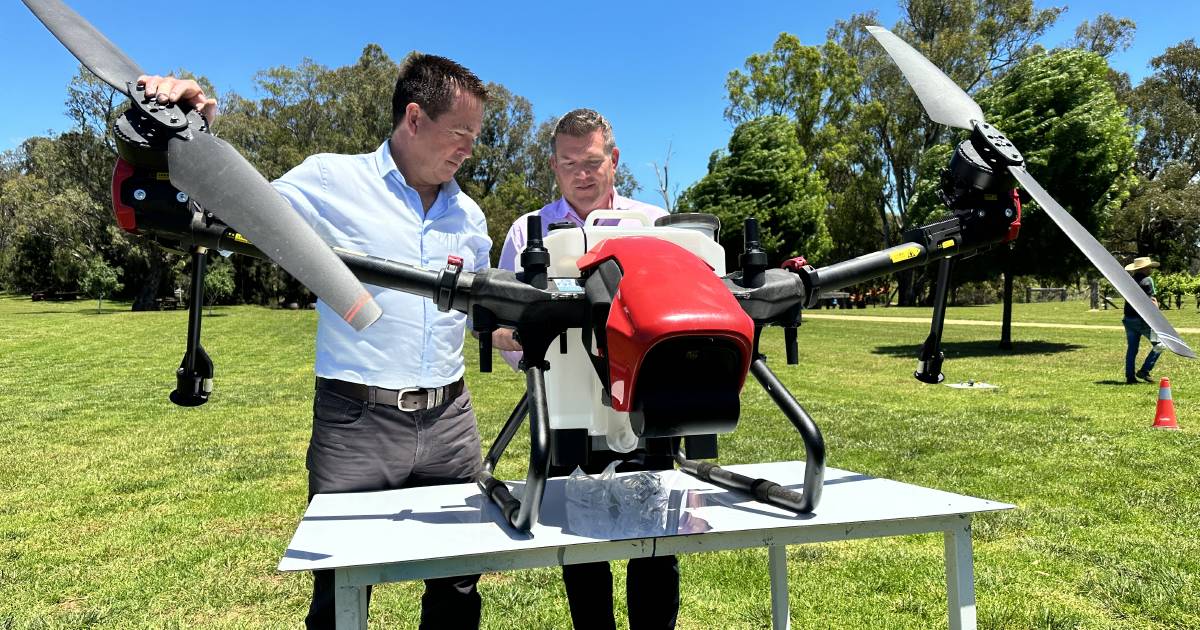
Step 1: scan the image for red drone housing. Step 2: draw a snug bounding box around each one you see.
[578,237,755,438]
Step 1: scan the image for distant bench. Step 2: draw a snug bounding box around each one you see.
[817,290,850,309]
[1026,287,1066,302]
[30,291,79,302]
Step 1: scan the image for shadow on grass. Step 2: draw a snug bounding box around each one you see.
[873,339,1085,359]
[1094,379,1151,386]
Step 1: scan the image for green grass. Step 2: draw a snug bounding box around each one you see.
[2,294,1198,629]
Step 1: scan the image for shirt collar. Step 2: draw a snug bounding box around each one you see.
[374,139,463,199]
[553,188,623,224]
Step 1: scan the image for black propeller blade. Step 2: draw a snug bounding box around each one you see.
[168,133,382,330]
[22,0,142,97]
[866,25,1194,358]
[23,0,382,331]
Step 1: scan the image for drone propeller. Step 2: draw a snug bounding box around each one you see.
[22,0,142,97]
[23,0,382,331]
[866,26,1194,359]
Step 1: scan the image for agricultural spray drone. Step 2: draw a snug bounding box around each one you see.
[24,0,1194,533]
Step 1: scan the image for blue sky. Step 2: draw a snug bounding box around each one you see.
[2,1,1197,207]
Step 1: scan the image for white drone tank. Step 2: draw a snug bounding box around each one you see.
[532,210,726,452]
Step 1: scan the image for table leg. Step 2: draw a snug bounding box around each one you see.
[944,519,976,630]
[334,568,368,630]
[768,544,791,630]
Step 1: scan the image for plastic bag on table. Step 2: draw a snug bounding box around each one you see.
[564,460,670,538]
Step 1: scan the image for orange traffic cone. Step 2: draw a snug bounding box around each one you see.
[1152,377,1180,430]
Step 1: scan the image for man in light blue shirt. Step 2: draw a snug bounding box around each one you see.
[141,53,515,629]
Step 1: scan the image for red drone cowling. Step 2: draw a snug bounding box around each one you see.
[110,158,138,234]
[578,237,754,437]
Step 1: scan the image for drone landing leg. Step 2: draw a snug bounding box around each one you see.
[675,358,826,513]
[915,257,953,384]
[169,247,213,406]
[481,393,529,475]
[475,367,550,532]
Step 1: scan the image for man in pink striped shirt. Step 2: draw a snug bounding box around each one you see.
[496,109,678,630]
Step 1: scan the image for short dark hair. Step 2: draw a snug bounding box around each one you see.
[551,108,615,154]
[391,53,487,128]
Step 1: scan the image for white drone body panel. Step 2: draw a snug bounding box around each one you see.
[515,210,726,452]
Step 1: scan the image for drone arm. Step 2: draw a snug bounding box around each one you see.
[804,242,935,304]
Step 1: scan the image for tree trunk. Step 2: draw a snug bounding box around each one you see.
[897,270,917,306]
[1089,276,1099,310]
[131,256,163,311]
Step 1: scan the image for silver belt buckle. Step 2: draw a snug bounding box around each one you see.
[396,387,424,411]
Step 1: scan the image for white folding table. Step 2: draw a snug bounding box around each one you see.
[279,461,1012,629]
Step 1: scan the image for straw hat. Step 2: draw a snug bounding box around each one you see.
[1124,257,1160,272]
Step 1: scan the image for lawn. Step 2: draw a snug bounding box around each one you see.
[1,294,1198,629]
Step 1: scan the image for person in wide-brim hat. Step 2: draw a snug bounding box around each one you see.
[1125,257,1160,272]
[1121,256,1163,383]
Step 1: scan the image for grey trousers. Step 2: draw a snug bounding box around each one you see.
[304,379,483,629]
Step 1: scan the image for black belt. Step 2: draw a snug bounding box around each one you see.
[317,377,464,411]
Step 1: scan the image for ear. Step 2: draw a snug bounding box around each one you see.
[610,147,620,169]
[403,102,422,134]
[549,154,560,177]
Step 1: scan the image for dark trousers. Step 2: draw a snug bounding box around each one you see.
[1123,316,1163,380]
[304,380,483,630]
[552,452,680,630]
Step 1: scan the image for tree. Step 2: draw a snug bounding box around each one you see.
[80,256,123,312]
[652,142,680,213]
[723,34,884,262]
[1130,40,1200,176]
[1069,13,1136,59]
[1107,162,1200,271]
[203,256,236,315]
[678,116,832,270]
[458,83,536,200]
[0,144,96,294]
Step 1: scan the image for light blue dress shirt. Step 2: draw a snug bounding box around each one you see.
[273,139,491,389]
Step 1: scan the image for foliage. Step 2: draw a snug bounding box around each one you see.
[678,116,832,269]
[203,256,236,314]
[1153,272,1199,309]
[1107,162,1200,270]
[722,33,885,262]
[0,153,94,294]
[79,256,123,311]
[1069,13,1136,59]
[1130,39,1200,176]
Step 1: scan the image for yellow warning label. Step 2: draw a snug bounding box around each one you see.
[156,172,170,181]
[889,246,921,263]
[940,239,956,249]
[231,233,251,244]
